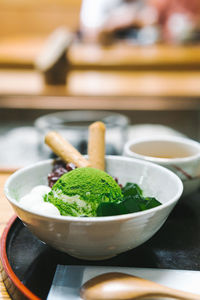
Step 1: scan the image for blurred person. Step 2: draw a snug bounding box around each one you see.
[80,0,158,44]
[80,0,200,44]
[149,0,200,43]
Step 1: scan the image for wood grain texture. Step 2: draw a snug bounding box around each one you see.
[0,172,15,300]
[1,94,200,112]
[1,37,200,69]
[69,44,200,70]
[1,69,200,100]
[1,36,200,103]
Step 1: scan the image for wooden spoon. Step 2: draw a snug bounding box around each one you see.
[80,272,200,300]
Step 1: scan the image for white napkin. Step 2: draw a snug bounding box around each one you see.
[47,265,200,300]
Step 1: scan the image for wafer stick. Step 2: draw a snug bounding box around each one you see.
[45,131,90,168]
[88,121,105,170]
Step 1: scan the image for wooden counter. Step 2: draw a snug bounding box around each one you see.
[1,37,200,70]
[1,69,200,101]
[1,37,200,110]
[2,93,200,112]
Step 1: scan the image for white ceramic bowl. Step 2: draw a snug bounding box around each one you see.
[4,156,183,260]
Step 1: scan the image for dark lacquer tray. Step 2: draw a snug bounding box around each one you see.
[1,190,200,300]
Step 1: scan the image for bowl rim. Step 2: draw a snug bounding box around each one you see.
[123,135,200,164]
[4,156,183,222]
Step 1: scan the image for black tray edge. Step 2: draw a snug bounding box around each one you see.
[0,215,40,300]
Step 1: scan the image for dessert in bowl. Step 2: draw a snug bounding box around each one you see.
[4,123,183,260]
[5,155,183,260]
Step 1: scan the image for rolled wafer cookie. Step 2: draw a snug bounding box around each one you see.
[88,121,105,170]
[45,131,90,168]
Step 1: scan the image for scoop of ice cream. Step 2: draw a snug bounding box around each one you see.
[44,167,123,217]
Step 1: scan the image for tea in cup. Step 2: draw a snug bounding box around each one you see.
[123,136,200,196]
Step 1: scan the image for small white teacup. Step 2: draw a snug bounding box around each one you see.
[123,136,200,196]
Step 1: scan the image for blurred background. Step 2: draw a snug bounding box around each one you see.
[1,0,200,169]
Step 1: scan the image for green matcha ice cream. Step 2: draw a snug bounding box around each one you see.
[44,167,123,217]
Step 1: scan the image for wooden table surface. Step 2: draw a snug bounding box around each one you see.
[1,37,200,104]
[0,172,15,300]
[1,69,200,100]
[1,37,200,69]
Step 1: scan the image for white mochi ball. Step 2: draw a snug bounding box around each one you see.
[31,185,51,197]
[31,202,60,216]
[19,193,42,209]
